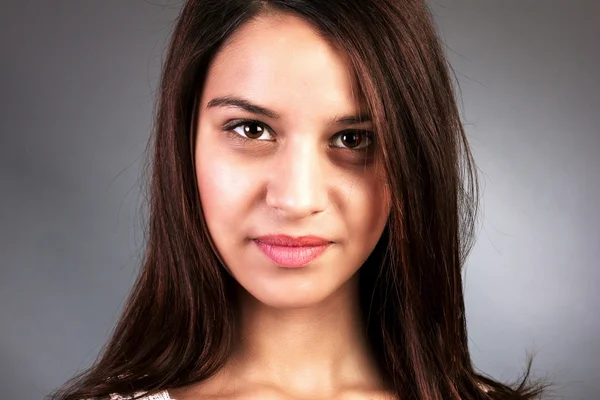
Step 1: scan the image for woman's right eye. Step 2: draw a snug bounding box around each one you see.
[228,120,275,141]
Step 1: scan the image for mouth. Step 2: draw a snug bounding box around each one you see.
[253,234,333,268]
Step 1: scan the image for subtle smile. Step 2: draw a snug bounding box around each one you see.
[253,235,333,268]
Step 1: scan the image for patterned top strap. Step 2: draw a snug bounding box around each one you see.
[108,390,171,400]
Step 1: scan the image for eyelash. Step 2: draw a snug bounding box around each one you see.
[222,119,375,151]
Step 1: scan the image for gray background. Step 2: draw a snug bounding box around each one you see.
[0,1,598,399]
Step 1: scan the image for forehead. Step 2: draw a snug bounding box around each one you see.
[201,12,365,114]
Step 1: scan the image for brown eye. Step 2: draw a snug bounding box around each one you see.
[332,130,373,150]
[230,120,274,141]
[341,132,362,148]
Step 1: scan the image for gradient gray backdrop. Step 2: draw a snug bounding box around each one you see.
[1,1,598,399]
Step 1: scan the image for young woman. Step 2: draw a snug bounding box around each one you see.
[49,0,547,399]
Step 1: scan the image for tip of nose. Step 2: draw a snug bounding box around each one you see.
[266,189,327,218]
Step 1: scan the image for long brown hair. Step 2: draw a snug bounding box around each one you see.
[48,1,548,399]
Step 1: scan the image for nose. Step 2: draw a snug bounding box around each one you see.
[265,139,328,219]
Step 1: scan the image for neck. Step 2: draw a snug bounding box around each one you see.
[227,274,385,397]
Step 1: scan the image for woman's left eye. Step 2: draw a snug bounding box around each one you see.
[331,130,373,150]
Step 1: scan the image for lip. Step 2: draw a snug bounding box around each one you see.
[255,234,331,247]
[254,234,332,268]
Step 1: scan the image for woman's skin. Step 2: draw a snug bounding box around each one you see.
[171,11,393,400]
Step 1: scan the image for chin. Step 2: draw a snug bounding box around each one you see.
[239,275,354,310]
[258,296,325,310]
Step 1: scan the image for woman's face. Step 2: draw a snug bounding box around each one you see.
[194,12,391,308]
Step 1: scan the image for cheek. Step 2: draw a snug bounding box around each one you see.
[195,140,252,245]
[344,172,391,244]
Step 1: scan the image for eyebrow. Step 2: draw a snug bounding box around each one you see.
[206,95,372,125]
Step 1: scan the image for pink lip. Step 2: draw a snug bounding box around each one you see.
[254,235,332,268]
